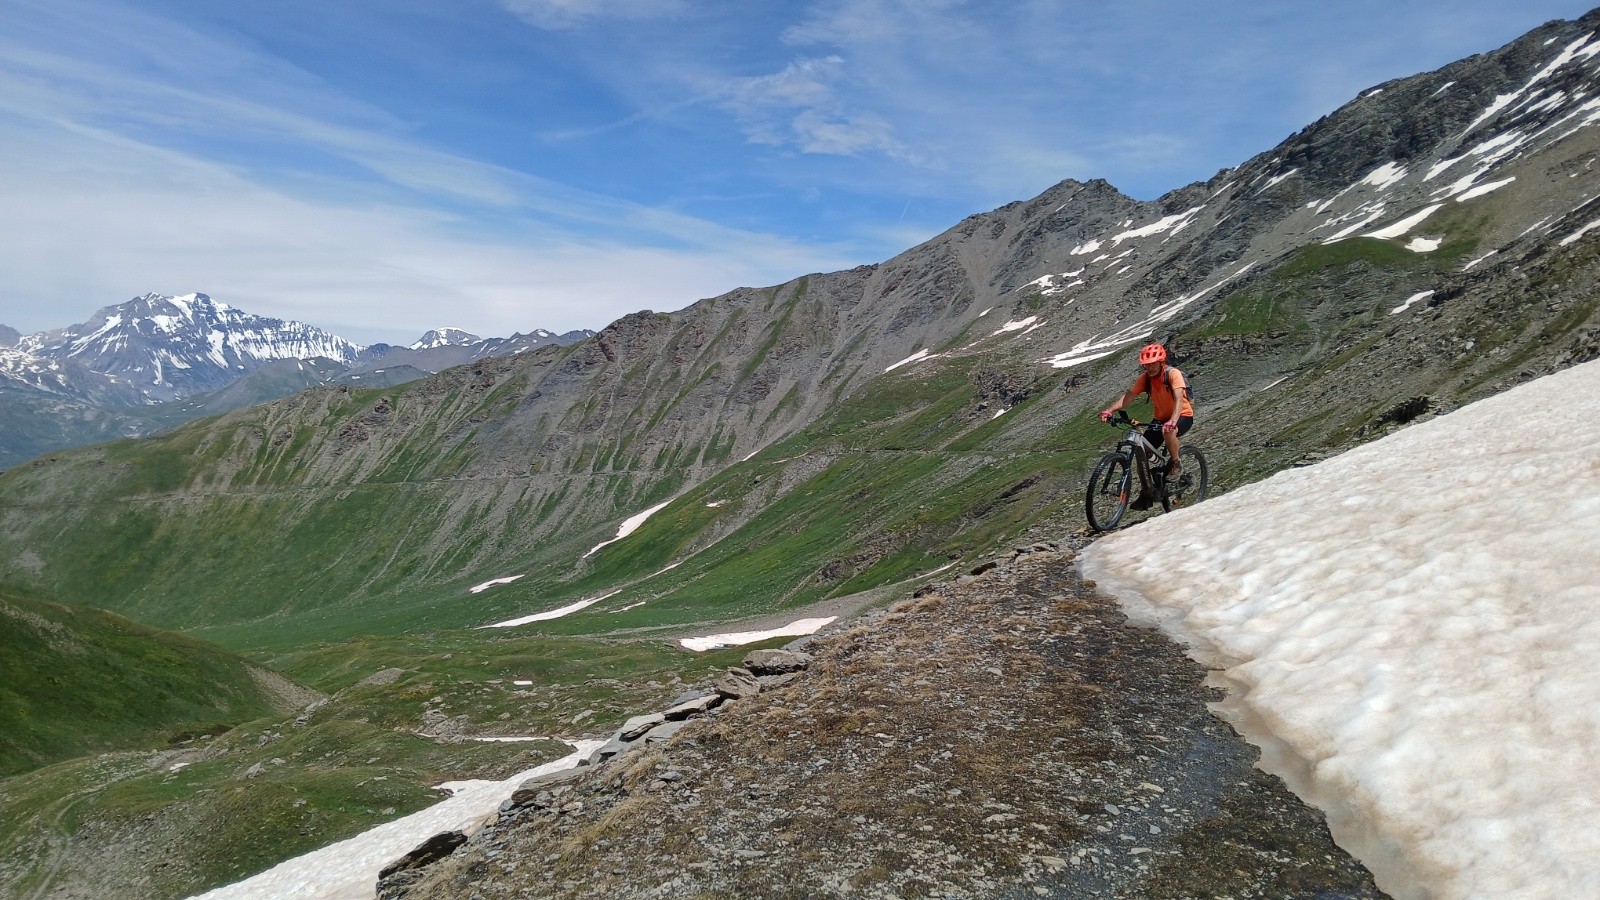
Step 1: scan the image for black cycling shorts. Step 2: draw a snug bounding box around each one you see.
[1143,415,1192,448]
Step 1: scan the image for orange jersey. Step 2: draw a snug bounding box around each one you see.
[1132,366,1194,421]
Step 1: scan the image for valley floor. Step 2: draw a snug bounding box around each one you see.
[384,536,1383,899]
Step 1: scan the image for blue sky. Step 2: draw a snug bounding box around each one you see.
[0,0,1592,345]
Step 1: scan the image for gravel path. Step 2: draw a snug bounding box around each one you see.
[384,539,1384,899]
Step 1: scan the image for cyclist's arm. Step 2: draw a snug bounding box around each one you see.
[1161,370,1189,432]
[1101,379,1145,419]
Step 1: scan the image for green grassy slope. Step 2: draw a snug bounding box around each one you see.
[0,592,286,777]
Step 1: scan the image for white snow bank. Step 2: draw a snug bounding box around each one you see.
[1360,162,1407,190]
[992,316,1039,336]
[583,500,674,558]
[468,575,525,594]
[1038,263,1255,370]
[886,348,936,372]
[1560,217,1600,246]
[480,589,624,629]
[1081,358,1600,900]
[1389,290,1434,315]
[680,616,837,652]
[1365,204,1442,240]
[191,741,603,899]
[1455,176,1516,202]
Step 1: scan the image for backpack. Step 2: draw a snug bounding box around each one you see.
[1163,367,1194,403]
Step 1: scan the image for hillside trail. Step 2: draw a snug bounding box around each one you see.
[12,755,153,900]
[386,530,1385,899]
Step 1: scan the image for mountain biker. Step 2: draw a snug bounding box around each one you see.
[1099,343,1194,510]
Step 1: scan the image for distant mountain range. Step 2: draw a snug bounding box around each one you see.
[0,293,593,466]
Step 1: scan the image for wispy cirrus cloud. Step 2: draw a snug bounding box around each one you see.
[0,0,865,340]
[715,56,919,162]
[500,0,688,30]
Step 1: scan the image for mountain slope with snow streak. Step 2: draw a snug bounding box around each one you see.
[1082,357,1600,900]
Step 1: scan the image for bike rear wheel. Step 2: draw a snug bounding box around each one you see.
[1085,451,1134,531]
[1161,445,1209,511]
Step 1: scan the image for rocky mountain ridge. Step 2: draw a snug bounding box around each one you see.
[0,294,592,467]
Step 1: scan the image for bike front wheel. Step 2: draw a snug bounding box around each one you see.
[1161,445,1209,512]
[1085,451,1134,531]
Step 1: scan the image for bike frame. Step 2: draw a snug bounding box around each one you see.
[1112,413,1165,487]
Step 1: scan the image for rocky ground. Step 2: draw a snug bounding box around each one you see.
[382,534,1385,899]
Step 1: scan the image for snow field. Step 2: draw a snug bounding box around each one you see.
[190,741,603,899]
[1082,358,1600,899]
[680,616,837,652]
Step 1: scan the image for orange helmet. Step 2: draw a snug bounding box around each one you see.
[1138,343,1167,364]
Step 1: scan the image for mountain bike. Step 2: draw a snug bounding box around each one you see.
[1085,410,1209,532]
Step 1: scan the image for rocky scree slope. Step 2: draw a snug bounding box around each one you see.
[0,11,1598,648]
[381,539,1382,900]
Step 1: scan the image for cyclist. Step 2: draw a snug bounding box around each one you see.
[1099,343,1194,509]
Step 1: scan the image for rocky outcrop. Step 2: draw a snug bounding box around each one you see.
[377,542,1381,899]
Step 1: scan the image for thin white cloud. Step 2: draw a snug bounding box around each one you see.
[717,56,916,162]
[0,0,870,340]
[501,0,687,30]
[0,105,856,343]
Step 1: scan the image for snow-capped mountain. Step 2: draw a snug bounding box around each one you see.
[17,293,363,404]
[0,295,597,465]
[410,328,482,350]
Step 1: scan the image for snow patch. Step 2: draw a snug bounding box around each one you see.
[1389,290,1435,315]
[1455,176,1516,202]
[1081,358,1600,900]
[680,617,838,652]
[480,589,625,629]
[992,317,1039,336]
[1359,162,1407,190]
[886,349,937,372]
[1109,206,1204,245]
[468,575,525,594]
[191,741,602,899]
[583,500,674,558]
[1364,204,1443,240]
[1560,217,1600,246]
[1404,237,1441,253]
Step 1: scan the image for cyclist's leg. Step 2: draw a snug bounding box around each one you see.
[1162,417,1193,474]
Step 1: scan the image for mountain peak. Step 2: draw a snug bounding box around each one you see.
[17,292,364,403]
[410,327,482,350]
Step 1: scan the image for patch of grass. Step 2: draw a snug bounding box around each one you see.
[0,592,281,778]
[1275,237,1419,277]
[1187,290,1301,339]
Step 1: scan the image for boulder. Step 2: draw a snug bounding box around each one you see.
[742,649,812,675]
[663,692,719,720]
[642,720,689,744]
[378,830,467,879]
[715,667,761,700]
[582,733,633,766]
[506,767,588,808]
[618,712,667,740]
